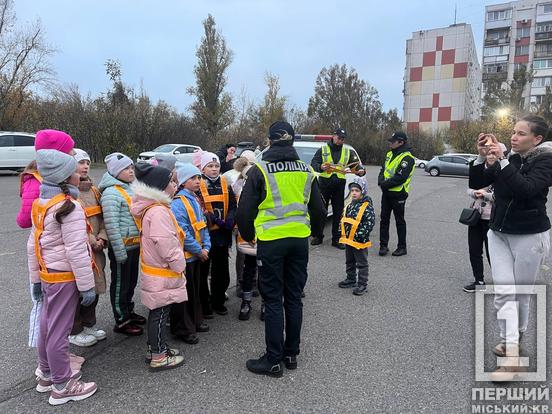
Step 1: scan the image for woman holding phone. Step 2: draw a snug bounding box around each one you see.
[469,115,552,382]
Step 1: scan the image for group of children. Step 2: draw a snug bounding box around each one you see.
[18,128,375,406]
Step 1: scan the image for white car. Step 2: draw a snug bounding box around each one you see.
[0,131,36,171]
[414,158,428,169]
[137,144,201,164]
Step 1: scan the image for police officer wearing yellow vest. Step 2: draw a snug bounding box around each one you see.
[311,128,365,249]
[377,131,415,257]
[237,121,326,377]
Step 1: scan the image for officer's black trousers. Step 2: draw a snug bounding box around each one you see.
[257,237,309,364]
[316,180,345,243]
[379,192,408,249]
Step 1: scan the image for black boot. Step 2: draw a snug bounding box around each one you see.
[239,297,252,321]
[246,354,283,378]
[310,237,323,246]
[392,248,407,256]
[338,278,356,288]
[378,246,389,256]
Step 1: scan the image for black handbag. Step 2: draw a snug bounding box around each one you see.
[459,207,481,226]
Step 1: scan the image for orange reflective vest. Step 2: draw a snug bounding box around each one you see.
[199,176,229,230]
[177,196,207,259]
[113,185,141,246]
[32,194,78,284]
[137,203,185,278]
[83,187,102,218]
[339,201,373,249]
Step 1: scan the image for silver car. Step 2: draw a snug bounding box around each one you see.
[424,154,474,177]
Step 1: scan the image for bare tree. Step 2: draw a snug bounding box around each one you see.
[0,0,55,129]
[187,14,234,140]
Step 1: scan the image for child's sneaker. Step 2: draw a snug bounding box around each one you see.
[144,347,181,364]
[338,278,356,288]
[149,353,185,372]
[48,378,97,405]
[239,300,252,321]
[35,368,82,393]
[68,332,97,347]
[82,326,107,341]
[352,285,367,296]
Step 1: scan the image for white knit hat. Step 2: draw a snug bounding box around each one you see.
[74,148,91,163]
[199,151,220,171]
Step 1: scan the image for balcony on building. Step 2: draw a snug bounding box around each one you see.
[534,41,552,58]
[485,28,510,46]
[535,22,552,41]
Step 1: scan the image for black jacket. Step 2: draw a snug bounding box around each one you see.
[311,141,364,188]
[377,144,415,197]
[236,141,327,242]
[469,142,552,235]
[197,175,237,247]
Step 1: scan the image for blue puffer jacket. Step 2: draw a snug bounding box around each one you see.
[98,172,139,263]
[171,188,211,263]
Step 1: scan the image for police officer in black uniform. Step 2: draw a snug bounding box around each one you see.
[377,131,415,257]
[237,121,326,377]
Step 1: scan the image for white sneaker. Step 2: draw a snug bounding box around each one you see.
[82,326,107,341]
[68,332,97,347]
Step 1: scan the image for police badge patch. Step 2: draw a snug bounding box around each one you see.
[401,161,408,168]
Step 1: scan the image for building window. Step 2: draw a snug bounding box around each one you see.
[536,22,552,33]
[544,3,552,14]
[487,9,512,21]
[534,59,552,69]
[531,95,545,105]
[487,29,510,41]
[484,63,507,73]
[517,27,531,38]
[484,45,510,57]
[533,77,552,87]
[515,45,529,56]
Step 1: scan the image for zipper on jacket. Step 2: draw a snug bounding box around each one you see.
[499,200,513,231]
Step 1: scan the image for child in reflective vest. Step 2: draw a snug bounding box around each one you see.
[27,149,97,405]
[130,163,187,371]
[197,152,237,317]
[99,152,145,336]
[337,177,375,296]
[231,154,260,321]
[68,149,108,348]
[170,162,211,345]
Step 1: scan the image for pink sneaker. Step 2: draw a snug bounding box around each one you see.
[69,353,86,365]
[48,378,97,406]
[35,368,82,393]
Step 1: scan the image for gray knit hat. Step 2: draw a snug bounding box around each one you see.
[105,152,133,178]
[153,153,177,171]
[36,149,77,184]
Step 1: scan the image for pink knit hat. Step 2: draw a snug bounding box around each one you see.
[34,129,75,154]
[199,151,220,171]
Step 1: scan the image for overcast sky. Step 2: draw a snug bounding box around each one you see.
[14,0,496,116]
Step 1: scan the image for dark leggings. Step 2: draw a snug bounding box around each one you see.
[468,219,490,283]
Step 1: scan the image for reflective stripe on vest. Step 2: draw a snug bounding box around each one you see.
[199,175,229,230]
[177,195,207,259]
[253,160,314,241]
[113,185,141,245]
[138,203,185,278]
[383,151,414,193]
[82,186,103,218]
[319,144,350,179]
[32,194,77,284]
[339,201,373,249]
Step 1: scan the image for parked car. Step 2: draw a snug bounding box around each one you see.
[236,141,256,156]
[414,158,428,169]
[424,154,472,177]
[137,144,201,164]
[0,131,36,171]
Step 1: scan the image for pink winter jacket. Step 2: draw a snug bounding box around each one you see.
[130,181,187,310]
[27,197,95,292]
[17,173,41,228]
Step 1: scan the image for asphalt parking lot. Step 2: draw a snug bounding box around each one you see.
[0,165,551,413]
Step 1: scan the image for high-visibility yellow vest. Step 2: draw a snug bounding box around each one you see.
[383,150,414,193]
[113,185,141,245]
[176,195,207,259]
[137,203,185,278]
[319,144,350,179]
[339,201,373,249]
[254,160,314,241]
[31,194,97,284]
[199,176,229,230]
